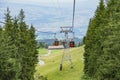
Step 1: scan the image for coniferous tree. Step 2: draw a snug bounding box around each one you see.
[0,8,38,80]
[2,8,18,80]
[0,26,2,31]
[25,25,38,79]
[84,0,120,79]
[95,0,120,79]
[17,9,38,80]
[84,0,106,77]
[17,9,27,80]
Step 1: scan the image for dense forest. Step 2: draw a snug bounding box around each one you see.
[0,0,120,80]
[84,0,120,79]
[0,8,38,80]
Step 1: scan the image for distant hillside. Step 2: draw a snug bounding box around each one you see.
[36,31,84,46]
[37,39,54,46]
[37,38,83,46]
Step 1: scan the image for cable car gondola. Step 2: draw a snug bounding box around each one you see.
[69,32,75,48]
[54,39,59,46]
[54,33,59,46]
[69,40,75,47]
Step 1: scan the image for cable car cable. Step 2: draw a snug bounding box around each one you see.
[51,0,63,20]
[72,0,76,29]
[0,21,6,24]
[56,0,63,17]
[36,30,55,34]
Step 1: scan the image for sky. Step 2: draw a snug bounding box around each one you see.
[0,0,100,38]
[1,0,93,5]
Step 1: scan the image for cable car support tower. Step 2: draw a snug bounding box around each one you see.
[60,27,74,71]
[60,0,76,71]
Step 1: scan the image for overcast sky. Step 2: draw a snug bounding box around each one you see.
[0,0,100,38]
[2,0,89,4]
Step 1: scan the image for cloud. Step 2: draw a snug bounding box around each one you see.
[4,0,87,4]
[0,0,100,38]
[27,3,99,32]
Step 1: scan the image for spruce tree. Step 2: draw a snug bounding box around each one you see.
[26,25,38,80]
[84,0,120,79]
[0,26,2,31]
[0,8,38,80]
[84,0,105,77]
[17,9,29,80]
[17,9,38,80]
[95,0,120,79]
[2,8,19,80]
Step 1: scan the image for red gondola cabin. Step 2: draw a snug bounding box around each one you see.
[69,41,75,47]
[54,40,59,46]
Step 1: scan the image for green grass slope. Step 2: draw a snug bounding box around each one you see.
[35,46,84,80]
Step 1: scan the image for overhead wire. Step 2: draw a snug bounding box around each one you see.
[37,0,76,36]
[47,0,64,40]
[55,0,66,40]
[72,0,76,29]
[36,30,56,39]
[37,0,61,33]
[56,0,63,17]
[0,21,5,24]
[51,0,63,19]
[35,30,55,34]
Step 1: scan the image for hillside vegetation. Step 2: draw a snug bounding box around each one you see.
[0,9,38,80]
[84,0,120,79]
[35,46,84,80]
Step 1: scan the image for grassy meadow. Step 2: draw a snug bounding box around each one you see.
[35,46,84,80]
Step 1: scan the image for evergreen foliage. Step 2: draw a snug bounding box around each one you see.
[84,0,120,79]
[84,0,106,77]
[0,8,38,80]
[37,42,48,48]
